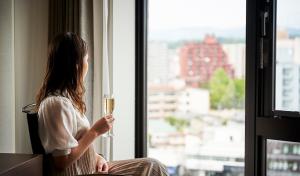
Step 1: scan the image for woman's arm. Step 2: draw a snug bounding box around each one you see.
[53,115,114,170]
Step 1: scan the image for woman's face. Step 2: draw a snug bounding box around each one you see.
[82,54,89,80]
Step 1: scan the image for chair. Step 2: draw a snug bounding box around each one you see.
[22,104,45,154]
[23,104,49,176]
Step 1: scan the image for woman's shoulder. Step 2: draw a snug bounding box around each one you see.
[39,95,74,113]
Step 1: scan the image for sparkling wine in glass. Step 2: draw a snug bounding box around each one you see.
[103,94,115,137]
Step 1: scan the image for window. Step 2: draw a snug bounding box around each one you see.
[146,0,245,175]
[136,0,300,176]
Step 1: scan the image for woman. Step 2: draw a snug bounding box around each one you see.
[36,32,168,176]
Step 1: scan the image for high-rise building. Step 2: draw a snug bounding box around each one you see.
[276,37,300,111]
[185,125,244,176]
[267,140,300,175]
[148,42,178,84]
[148,84,209,119]
[179,35,234,88]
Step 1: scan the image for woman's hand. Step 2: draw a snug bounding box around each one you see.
[53,116,114,171]
[91,115,115,136]
[95,154,109,173]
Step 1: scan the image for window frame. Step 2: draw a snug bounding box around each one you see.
[247,0,300,176]
[135,0,148,158]
[245,0,258,175]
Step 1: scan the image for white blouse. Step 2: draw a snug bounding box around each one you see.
[38,95,91,156]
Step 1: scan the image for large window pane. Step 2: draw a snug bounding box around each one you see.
[275,0,300,112]
[147,0,245,175]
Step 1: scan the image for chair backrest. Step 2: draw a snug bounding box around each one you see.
[22,104,45,154]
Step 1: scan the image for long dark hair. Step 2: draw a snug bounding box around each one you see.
[36,32,87,114]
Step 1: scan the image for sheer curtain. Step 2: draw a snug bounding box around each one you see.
[48,0,96,120]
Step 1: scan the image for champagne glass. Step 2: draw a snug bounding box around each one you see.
[103,94,115,137]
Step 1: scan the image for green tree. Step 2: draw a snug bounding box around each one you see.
[220,79,235,109]
[165,116,190,132]
[209,68,231,109]
[233,78,245,108]
[208,68,245,109]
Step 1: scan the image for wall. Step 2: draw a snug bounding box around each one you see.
[0,0,48,153]
[14,0,48,153]
[0,0,15,153]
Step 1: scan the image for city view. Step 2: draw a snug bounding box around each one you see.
[147,35,245,176]
[147,0,300,175]
[147,0,245,175]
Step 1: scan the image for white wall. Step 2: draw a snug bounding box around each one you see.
[0,0,48,153]
[0,0,15,153]
[112,0,135,160]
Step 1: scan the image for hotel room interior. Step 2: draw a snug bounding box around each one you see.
[0,0,300,175]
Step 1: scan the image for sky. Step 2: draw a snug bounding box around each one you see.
[149,0,300,32]
[277,0,300,29]
[149,0,246,32]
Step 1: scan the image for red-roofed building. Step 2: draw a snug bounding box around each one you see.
[180,35,234,87]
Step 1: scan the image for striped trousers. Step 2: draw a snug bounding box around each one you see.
[107,158,169,176]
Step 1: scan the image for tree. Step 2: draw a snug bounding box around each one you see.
[209,68,231,109]
[233,78,245,108]
[208,68,245,109]
[165,116,190,132]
